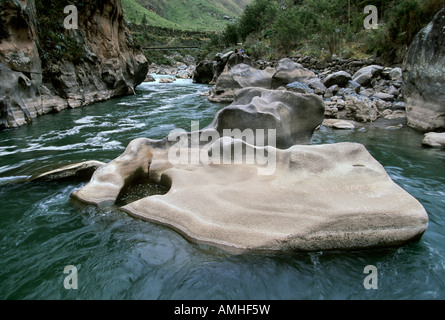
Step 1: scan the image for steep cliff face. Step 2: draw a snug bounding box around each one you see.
[0,0,148,129]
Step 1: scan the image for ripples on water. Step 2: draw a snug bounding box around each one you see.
[0,78,444,299]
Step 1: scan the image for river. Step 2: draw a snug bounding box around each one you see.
[0,78,444,300]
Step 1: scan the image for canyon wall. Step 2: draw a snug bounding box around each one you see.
[0,0,148,129]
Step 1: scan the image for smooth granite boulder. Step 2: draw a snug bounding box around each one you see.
[72,87,325,204]
[208,88,325,148]
[71,138,154,206]
[71,90,428,253]
[352,65,384,87]
[403,8,445,132]
[271,58,317,89]
[72,137,429,253]
[322,119,356,130]
[322,71,352,88]
[208,64,275,103]
[422,132,445,149]
[113,141,428,253]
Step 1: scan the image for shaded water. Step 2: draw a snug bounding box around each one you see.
[0,78,444,300]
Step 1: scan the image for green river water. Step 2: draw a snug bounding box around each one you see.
[0,78,444,300]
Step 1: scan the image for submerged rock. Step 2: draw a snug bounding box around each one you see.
[323,119,356,130]
[30,161,105,182]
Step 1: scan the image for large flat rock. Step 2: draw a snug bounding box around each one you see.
[118,142,428,253]
[71,88,428,253]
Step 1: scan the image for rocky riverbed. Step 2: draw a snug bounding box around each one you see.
[191,8,445,147]
[195,53,407,130]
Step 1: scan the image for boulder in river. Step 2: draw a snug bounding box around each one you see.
[159,77,176,83]
[422,132,445,149]
[322,119,356,130]
[73,138,429,253]
[193,60,217,84]
[73,87,325,204]
[271,58,316,89]
[208,87,325,148]
[208,64,275,103]
[352,65,384,87]
[322,71,352,88]
[71,87,429,253]
[403,8,445,132]
[72,139,153,206]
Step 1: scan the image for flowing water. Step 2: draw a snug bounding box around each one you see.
[0,78,444,300]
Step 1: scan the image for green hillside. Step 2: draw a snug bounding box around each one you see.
[122,0,178,29]
[122,0,252,31]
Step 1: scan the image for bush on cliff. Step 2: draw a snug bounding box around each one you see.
[365,0,445,62]
[218,0,445,63]
[35,0,88,66]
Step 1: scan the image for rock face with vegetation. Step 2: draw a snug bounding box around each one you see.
[0,0,148,129]
[403,8,445,132]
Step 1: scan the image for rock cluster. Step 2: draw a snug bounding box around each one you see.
[68,87,428,253]
[148,53,196,79]
[193,51,252,85]
[201,54,405,127]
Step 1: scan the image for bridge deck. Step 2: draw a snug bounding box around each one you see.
[143,46,199,50]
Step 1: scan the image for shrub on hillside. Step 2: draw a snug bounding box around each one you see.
[365,0,445,62]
